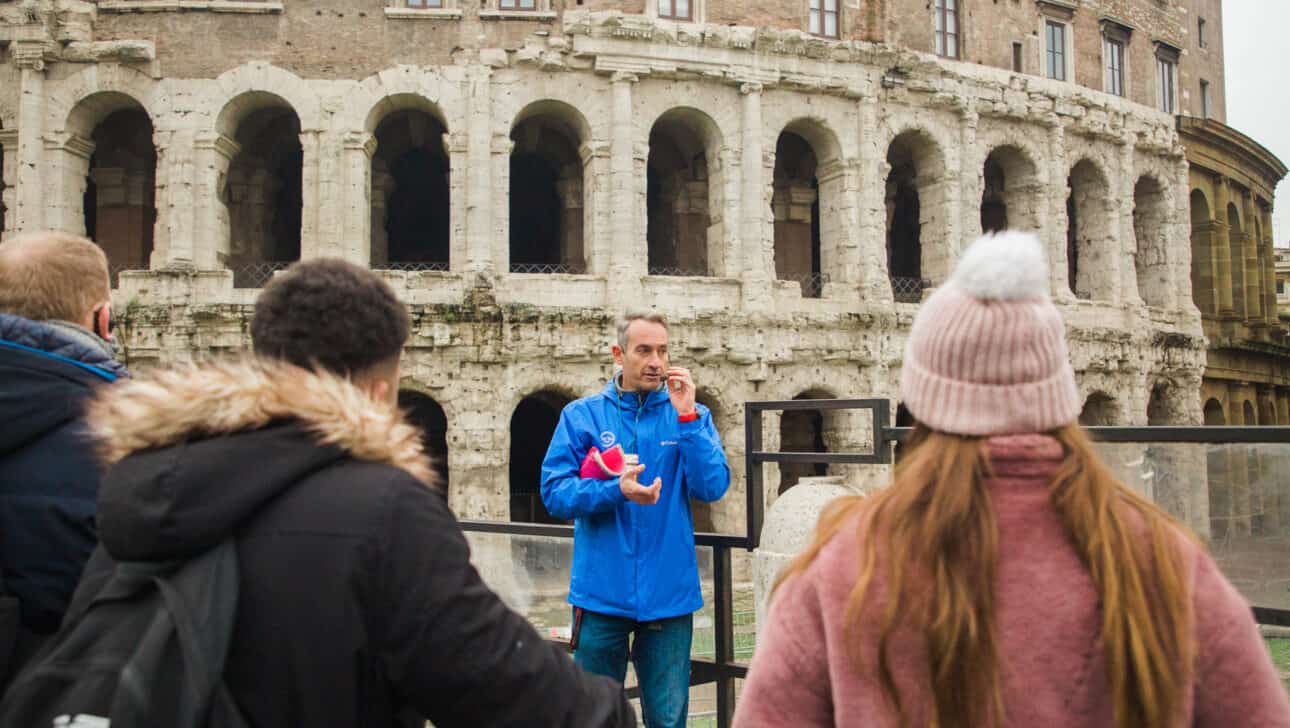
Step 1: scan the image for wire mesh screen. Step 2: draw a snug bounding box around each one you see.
[375,261,450,273]
[779,272,828,298]
[509,263,587,275]
[890,276,929,303]
[232,261,294,289]
[648,266,712,278]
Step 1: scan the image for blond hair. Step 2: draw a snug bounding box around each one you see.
[616,310,668,350]
[0,231,111,323]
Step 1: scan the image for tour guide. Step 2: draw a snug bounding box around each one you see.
[541,310,730,728]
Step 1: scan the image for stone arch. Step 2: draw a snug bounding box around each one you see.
[216,92,303,288]
[885,128,949,302]
[981,144,1041,234]
[1243,400,1257,426]
[369,99,450,270]
[64,92,156,285]
[647,107,724,278]
[509,101,591,274]
[398,389,450,488]
[1079,391,1120,426]
[1133,175,1170,307]
[1147,380,1188,425]
[778,388,838,494]
[1190,188,1216,313]
[212,63,322,135]
[1227,201,1246,318]
[509,389,575,524]
[772,118,843,298]
[1203,398,1225,425]
[1066,159,1113,301]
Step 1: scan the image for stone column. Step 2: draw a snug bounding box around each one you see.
[370,162,393,268]
[1118,135,1141,305]
[12,42,47,232]
[855,96,889,302]
[192,132,240,270]
[1190,219,1221,315]
[490,136,513,276]
[1047,119,1072,299]
[1261,209,1278,327]
[338,131,376,266]
[815,158,854,299]
[716,146,741,278]
[1213,179,1235,315]
[739,82,772,311]
[1226,383,1252,535]
[609,72,642,301]
[957,109,982,248]
[151,128,195,267]
[1241,193,1262,322]
[465,66,493,277]
[0,128,17,238]
[298,129,324,261]
[42,132,95,234]
[1277,388,1290,426]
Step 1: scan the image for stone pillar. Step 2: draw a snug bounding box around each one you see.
[1190,219,1221,315]
[1118,135,1141,305]
[1226,383,1252,535]
[855,97,889,301]
[339,131,376,266]
[958,109,982,249]
[1241,193,1262,322]
[1047,120,1072,299]
[1213,180,1235,315]
[151,128,195,267]
[0,128,17,238]
[490,136,513,276]
[816,158,855,300]
[1277,388,1290,426]
[1261,209,1278,327]
[370,163,393,268]
[298,129,324,261]
[192,132,240,270]
[739,82,772,311]
[753,477,859,637]
[609,72,642,301]
[42,133,95,234]
[13,42,47,232]
[465,66,493,277]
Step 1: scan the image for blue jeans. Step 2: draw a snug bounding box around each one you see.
[573,609,693,728]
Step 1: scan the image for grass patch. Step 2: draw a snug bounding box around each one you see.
[1268,638,1290,694]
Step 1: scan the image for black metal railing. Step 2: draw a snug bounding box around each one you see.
[889,276,929,303]
[232,261,294,289]
[777,272,828,298]
[375,261,450,272]
[509,262,587,275]
[648,266,712,278]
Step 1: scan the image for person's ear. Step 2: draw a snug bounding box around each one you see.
[612,344,625,367]
[367,377,392,407]
[94,303,114,342]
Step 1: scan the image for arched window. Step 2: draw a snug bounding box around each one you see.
[510,391,574,523]
[371,104,450,271]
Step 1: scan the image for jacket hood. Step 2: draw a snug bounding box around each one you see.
[85,358,436,561]
[0,314,124,456]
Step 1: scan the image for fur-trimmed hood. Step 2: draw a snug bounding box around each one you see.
[85,359,437,561]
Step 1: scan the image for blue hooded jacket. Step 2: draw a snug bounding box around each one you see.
[540,377,730,622]
[0,313,126,637]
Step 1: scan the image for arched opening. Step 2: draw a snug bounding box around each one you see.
[1066,160,1112,300]
[1227,202,1245,318]
[981,145,1040,234]
[1203,398,1226,426]
[773,132,821,297]
[68,96,156,287]
[1147,382,1184,425]
[510,391,573,524]
[399,390,449,487]
[1243,400,1256,426]
[885,131,946,302]
[221,98,303,288]
[509,105,587,274]
[1079,392,1119,426]
[1133,176,1170,307]
[1190,189,1215,313]
[778,391,831,494]
[647,109,719,277]
[371,107,449,270]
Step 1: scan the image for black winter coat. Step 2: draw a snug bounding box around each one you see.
[0,313,125,684]
[72,360,634,728]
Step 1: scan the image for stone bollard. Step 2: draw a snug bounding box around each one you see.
[752,475,860,639]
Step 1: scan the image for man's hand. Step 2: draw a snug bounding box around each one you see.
[666,367,696,416]
[619,464,661,505]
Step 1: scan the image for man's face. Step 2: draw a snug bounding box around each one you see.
[613,320,669,392]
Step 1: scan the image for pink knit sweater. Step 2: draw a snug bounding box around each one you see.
[735,435,1290,727]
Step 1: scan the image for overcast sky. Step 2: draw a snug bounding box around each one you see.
[1223,0,1289,246]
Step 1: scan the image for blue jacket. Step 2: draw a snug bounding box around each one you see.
[541,377,730,622]
[0,314,125,636]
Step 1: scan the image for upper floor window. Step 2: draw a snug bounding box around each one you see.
[1155,42,1179,114]
[1200,79,1211,118]
[499,0,537,9]
[1045,20,1067,81]
[934,0,959,59]
[809,0,838,38]
[1104,38,1125,96]
[407,0,444,6]
[1198,17,1208,48]
[658,0,691,20]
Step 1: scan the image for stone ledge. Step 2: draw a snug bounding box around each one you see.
[384,7,463,20]
[98,1,284,14]
[478,10,558,21]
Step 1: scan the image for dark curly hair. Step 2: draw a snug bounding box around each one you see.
[251,259,410,377]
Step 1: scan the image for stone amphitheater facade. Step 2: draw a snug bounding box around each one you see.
[1,0,1233,537]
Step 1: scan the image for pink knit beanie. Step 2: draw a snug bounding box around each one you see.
[899,231,1081,436]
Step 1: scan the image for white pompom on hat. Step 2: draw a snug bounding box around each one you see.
[898,231,1081,437]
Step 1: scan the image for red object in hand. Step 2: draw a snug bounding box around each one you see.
[579,444,627,479]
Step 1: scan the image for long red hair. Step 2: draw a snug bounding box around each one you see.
[774,424,1195,728]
